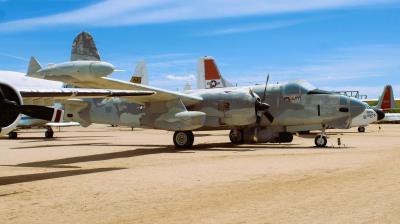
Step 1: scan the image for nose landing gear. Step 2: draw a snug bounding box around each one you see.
[315,125,328,147]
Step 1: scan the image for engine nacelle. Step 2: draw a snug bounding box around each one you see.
[197,88,257,127]
[0,82,22,136]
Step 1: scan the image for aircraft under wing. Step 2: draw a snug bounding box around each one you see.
[46,121,80,127]
[19,88,155,99]
[68,77,203,106]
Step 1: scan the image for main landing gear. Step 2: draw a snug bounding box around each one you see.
[229,129,244,144]
[8,131,18,139]
[314,125,327,147]
[358,126,366,133]
[45,127,54,138]
[173,131,194,148]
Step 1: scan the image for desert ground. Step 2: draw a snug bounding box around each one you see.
[0,124,399,224]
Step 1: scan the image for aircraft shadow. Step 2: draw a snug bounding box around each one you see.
[5,142,345,169]
[0,167,125,186]
[10,142,110,150]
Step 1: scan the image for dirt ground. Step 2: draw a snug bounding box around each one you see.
[0,124,399,224]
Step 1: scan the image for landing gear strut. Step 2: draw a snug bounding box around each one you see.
[173,131,194,148]
[45,127,54,138]
[229,129,244,144]
[314,125,327,147]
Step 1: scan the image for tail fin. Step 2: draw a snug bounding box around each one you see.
[197,56,233,89]
[376,85,395,111]
[27,57,42,77]
[71,31,101,61]
[130,60,148,85]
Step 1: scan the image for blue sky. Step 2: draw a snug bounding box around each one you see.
[0,0,399,98]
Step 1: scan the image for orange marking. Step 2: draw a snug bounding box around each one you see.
[204,59,221,80]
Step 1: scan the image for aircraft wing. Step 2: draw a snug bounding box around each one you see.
[68,77,203,106]
[19,88,155,99]
[46,121,80,127]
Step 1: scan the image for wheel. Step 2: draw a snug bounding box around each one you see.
[277,132,293,143]
[229,129,244,144]
[173,131,194,148]
[314,135,327,147]
[358,126,366,133]
[45,130,54,138]
[8,132,18,139]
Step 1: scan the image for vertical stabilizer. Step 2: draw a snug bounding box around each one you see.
[376,85,395,111]
[27,57,42,77]
[71,32,101,61]
[197,56,233,89]
[130,60,148,85]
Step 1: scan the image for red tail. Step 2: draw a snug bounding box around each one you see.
[204,58,221,81]
[378,85,394,111]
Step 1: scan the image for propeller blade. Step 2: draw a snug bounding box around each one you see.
[262,74,269,102]
[18,105,63,122]
[263,111,274,123]
[0,86,6,100]
[255,100,270,111]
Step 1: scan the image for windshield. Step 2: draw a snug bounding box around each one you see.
[284,81,317,95]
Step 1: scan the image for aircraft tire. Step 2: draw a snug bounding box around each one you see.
[314,135,327,147]
[277,132,293,143]
[8,132,18,139]
[229,129,244,144]
[45,130,54,138]
[358,126,366,133]
[173,131,194,148]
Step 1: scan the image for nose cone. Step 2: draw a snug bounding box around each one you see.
[374,109,385,121]
[91,62,115,77]
[349,98,366,118]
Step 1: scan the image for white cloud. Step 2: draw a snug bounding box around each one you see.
[200,19,310,36]
[166,74,196,81]
[0,52,28,62]
[0,0,397,32]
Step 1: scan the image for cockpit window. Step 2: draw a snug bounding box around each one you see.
[284,83,300,95]
[308,89,334,95]
[285,81,317,95]
[339,96,348,105]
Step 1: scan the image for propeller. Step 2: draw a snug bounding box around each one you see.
[0,86,63,126]
[253,74,274,142]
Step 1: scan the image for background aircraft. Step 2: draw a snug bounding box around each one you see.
[0,68,153,138]
[130,60,148,85]
[34,32,373,148]
[364,85,400,123]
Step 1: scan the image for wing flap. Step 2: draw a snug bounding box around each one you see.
[20,88,155,99]
[70,77,202,106]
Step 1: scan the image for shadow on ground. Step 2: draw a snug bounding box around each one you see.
[0,167,125,186]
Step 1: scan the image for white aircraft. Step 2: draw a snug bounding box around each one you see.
[0,70,153,138]
[364,85,400,124]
